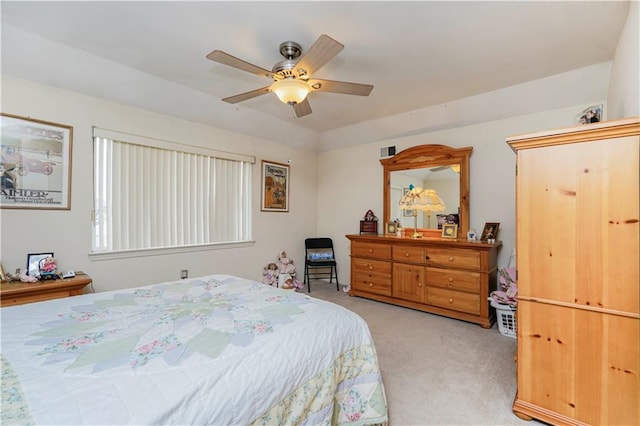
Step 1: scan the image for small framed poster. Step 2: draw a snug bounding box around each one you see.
[261,160,289,212]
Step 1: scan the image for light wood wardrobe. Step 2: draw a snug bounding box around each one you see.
[507,117,639,425]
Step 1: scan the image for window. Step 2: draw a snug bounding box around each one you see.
[92,128,254,256]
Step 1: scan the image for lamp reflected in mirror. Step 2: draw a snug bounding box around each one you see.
[399,185,446,238]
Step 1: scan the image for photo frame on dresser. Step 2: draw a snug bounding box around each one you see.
[385,222,398,235]
[481,222,500,240]
[441,224,458,239]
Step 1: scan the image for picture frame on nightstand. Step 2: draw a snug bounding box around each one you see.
[26,252,54,276]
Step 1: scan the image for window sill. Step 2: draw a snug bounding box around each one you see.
[89,240,255,261]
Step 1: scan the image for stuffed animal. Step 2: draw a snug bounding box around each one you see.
[262,262,279,286]
[19,271,38,283]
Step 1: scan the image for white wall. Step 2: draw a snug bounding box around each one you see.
[0,76,318,291]
[608,1,640,118]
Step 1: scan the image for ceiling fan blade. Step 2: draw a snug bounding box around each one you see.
[430,166,449,172]
[221,86,271,104]
[294,34,344,79]
[206,50,274,79]
[308,79,373,96]
[293,99,312,117]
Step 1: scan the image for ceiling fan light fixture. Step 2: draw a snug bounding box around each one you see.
[271,79,310,105]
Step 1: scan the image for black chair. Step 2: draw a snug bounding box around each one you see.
[304,238,339,292]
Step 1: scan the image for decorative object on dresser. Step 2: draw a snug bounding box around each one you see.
[346,234,501,328]
[507,117,639,426]
[359,209,378,235]
[382,144,472,239]
[0,272,92,307]
[441,224,458,239]
[399,185,445,238]
[480,222,499,241]
[385,221,398,235]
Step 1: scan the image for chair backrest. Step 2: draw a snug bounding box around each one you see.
[305,238,335,260]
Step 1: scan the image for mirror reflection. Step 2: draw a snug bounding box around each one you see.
[381,144,472,238]
[390,165,460,230]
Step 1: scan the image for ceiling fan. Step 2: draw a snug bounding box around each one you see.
[206,34,374,118]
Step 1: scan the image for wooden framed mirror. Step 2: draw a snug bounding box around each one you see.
[381,144,472,239]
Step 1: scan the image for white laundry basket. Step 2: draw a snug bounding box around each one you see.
[491,300,516,338]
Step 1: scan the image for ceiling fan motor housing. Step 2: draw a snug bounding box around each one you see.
[273,41,304,78]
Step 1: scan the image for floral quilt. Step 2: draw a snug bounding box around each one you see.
[1,274,387,425]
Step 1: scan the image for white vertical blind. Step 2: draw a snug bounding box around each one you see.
[92,133,253,253]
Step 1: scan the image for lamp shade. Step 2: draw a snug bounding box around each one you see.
[271,79,310,104]
[399,187,445,213]
[414,189,446,213]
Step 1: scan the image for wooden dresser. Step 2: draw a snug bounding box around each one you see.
[508,117,639,425]
[346,234,501,327]
[0,273,92,307]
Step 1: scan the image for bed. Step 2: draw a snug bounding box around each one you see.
[1,274,388,425]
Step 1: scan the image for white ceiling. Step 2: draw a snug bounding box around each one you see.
[0,1,630,149]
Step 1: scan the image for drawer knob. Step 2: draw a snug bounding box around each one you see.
[448,298,454,303]
[368,264,373,270]
[448,277,454,282]
[448,256,454,262]
[418,283,423,287]
[369,282,373,287]
[368,249,373,253]
[405,252,410,257]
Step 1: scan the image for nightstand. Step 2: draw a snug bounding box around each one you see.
[0,273,92,307]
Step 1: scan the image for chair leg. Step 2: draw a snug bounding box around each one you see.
[305,264,311,293]
[334,266,339,291]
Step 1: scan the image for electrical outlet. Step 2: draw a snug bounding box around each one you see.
[180,269,188,279]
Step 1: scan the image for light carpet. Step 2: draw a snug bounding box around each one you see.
[302,281,542,426]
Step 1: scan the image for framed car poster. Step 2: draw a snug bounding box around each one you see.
[1,113,73,209]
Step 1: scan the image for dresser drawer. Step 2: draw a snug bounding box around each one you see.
[427,287,480,315]
[427,267,480,293]
[353,258,392,275]
[352,241,392,259]
[352,272,392,296]
[427,248,481,270]
[392,245,426,264]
